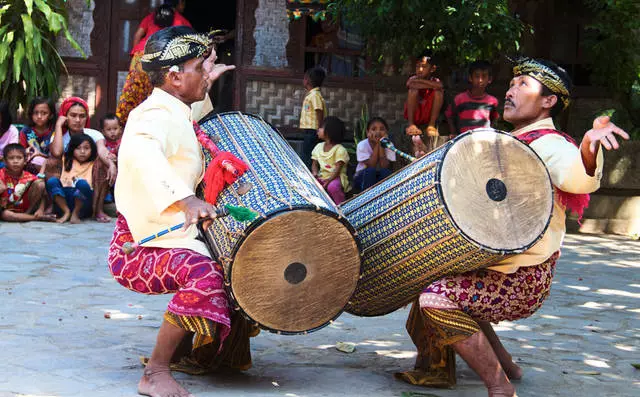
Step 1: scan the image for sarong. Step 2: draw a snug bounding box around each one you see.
[397,253,558,387]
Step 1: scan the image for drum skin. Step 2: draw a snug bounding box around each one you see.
[198,112,361,334]
[340,128,553,317]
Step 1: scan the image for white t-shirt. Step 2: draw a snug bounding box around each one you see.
[62,128,105,150]
[355,139,396,173]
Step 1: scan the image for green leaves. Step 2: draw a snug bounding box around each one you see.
[0,0,87,113]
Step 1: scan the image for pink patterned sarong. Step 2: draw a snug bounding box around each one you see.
[107,215,231,344]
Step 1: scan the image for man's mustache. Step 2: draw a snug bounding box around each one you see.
[504,99,515,107]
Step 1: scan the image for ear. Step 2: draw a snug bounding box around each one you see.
[541,94,558,111]
[166,70,182,88]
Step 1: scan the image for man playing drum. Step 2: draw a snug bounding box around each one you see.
[107,26,250,397]
[397,58,629,397]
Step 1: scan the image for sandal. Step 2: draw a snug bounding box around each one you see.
[95,213,112,223]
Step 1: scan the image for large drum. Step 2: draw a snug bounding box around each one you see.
[198,112,361,334]
[341,128,554,316]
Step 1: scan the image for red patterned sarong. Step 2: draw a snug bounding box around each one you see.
[107,215,231,344]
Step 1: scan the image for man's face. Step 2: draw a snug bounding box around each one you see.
[503,75,549,126]
[66,105,88,133]
[5,149,26,174]
[176,56,208,104]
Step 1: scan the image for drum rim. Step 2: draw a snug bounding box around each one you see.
[223,206,362,335]
[436,128,555,255]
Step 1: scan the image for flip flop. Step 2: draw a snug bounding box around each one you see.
[95,213,111,223]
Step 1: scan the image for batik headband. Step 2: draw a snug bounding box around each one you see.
[141,33,211,71]
[512,57,571,109]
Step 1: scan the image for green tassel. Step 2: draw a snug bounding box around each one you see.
[224,204,258,222]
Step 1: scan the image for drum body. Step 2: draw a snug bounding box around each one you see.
[198,112,361,334]
[341,128,553,316]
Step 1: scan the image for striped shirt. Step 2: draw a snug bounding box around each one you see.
[445,91,499,134]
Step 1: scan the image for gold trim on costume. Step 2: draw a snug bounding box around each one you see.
[512,57,571,109]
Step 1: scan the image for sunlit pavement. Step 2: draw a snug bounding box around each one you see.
[0,221,638,397]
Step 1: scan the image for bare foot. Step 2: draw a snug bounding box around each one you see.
[35,213,57,222]
[57,211,71,223]
[69,214,83,224]
[138,366,194,397]
[95,212,111,223]
[488,383,517,397]
[502,360,523,381]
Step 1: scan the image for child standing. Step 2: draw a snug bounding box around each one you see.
[354,117,396,191]
[0,144,53,222]
[404,52,444,157]
[46,134,97,224]
[312,116,351,204]
[300,66,327,169]
[446,60,499,135]
[100,113,122,160]
[19,97,57,175]
[0,101,20,169]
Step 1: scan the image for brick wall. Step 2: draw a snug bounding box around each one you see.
[252,0,290,68]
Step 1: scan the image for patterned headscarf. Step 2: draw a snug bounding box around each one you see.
[512,57,572,110]
[59,97,90,128]
[141,26,211,72]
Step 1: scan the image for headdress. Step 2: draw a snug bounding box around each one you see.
[511,57,571,109]
[141,26,211,72]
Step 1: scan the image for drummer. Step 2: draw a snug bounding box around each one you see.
[107,26,252,397]
[397,58,629,396]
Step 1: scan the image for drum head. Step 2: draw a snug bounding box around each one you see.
[230,210,361,333]
[439,129,553,252]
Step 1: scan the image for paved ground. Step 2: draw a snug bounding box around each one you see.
[0,221,638,397]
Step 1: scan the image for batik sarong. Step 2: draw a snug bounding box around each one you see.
[397,252,558,387]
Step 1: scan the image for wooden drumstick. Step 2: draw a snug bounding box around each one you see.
[121,204,258,255]
[380,138,417,162]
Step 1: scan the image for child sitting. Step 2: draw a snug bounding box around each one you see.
[19,97,57,175]
[45,134,97,224]
[354,117,396,191]
[445,60,499,135]
[0,144,53,222]
[404,51,444,157]
[0,101,20,169]
[300,66,327,169]
[312,116,351,204]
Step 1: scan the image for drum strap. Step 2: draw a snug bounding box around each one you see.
[515,128,590,222]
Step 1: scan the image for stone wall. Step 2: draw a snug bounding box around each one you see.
[56,0,95,58]
[253,0,289,68]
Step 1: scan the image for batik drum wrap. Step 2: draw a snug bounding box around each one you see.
[197,112,361,334]
[341,128,553,316]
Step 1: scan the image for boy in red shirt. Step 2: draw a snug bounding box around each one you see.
[0,144,53,222]
[404,51,444,157]
[446,60,499,135]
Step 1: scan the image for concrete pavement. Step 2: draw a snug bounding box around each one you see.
[0,221,638,396]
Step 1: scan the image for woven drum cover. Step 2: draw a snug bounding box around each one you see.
[440,129,553,251]
[342,129,553,316]
[231,211,360,334]
[198,112,361,333]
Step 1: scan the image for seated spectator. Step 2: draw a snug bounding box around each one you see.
[0,101,19,169]
[19,97,57,175]
[354,117,396,191]
[312,116,351,204]
[49,96,116,223]
[100,113,122,203]
[0,144,54,222]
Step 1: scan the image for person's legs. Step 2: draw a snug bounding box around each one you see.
[325,178,346,204]
[301,129,318,170]
[357,168,378,191]
[137,319,193,397]
[73,179,94,222]
[46,177,71,223]
[377,168,392,181]
[479,320,523,380]
[92,161,111,222]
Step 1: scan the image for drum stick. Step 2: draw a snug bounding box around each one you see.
[380,138,416,162]
[121,204,258,255]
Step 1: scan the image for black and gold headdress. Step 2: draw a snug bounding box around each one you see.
[512,57,571,109]
[141,27,211,71]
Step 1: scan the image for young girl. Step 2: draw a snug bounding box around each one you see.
[45,134,97,224]
[354,117,396,191]
[311,116,351,204]
[0,101,19,169]
[19,97,56,175]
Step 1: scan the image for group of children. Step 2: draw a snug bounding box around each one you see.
[0,96,123,224]
[300,55,500,204]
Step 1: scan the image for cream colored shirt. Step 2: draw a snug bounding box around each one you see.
[488,118,604,273]
[115,88,210,257]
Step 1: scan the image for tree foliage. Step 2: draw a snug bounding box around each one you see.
[329,0,525,70]
[0,0,85,112]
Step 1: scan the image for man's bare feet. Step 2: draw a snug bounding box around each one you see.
[502,360,523,381]
[488,383,517,397]
[57,211,71,223]
[406,124,422,136]
[138,366,194,397]
[69,214,83,224]
[95,212,111,223]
